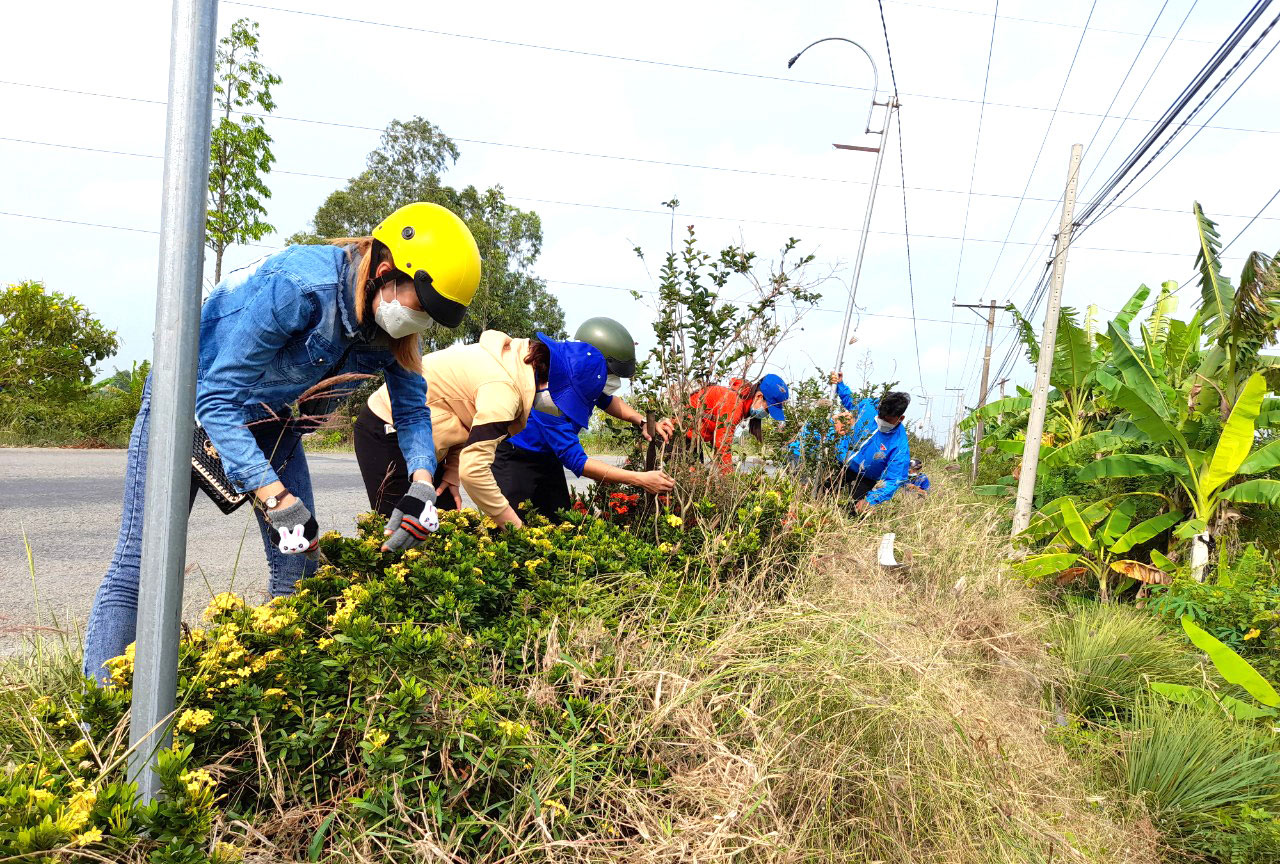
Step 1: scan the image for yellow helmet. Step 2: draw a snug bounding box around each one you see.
[372,202,481,328]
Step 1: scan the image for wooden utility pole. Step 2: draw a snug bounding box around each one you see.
[955,300,999,483]
[1012,143,1082,535]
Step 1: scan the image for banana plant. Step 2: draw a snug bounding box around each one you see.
[1015,497,1182,602]
[1081,368,1277,546]
[1191,203,1280,413]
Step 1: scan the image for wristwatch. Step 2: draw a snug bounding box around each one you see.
[261,493,284,511]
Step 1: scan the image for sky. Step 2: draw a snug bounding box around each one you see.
[3,0,1279,442]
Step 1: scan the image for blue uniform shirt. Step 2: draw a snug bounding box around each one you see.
[908,473,931,491]
[836,382,911,507]
[788,418,856,464]
[508,392,614,476]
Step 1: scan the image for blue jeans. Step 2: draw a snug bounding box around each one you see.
[82,378,317,683]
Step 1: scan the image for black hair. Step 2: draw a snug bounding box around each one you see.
[879,391,911,419]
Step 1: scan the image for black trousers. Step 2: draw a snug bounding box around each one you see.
[825,467,878,508]
[491,440,573,518]
[353,404,457,517]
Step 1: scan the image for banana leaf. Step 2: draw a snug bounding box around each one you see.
[1150,682,1278,721]
[1194,202,1233,345]
[1077,454,1190,483]
[1040,430,1124,468]
[1053,307,1095,392]
[1014,552,1081,580]
[1174,518,1208,540]
[1059,498,1093,549]
[1181,616,1280,708]
[1110,284,1152,340]
[1111,510,1183,554]
[960,395,1031,430]
[1200,373,1266,496]
[1099,498,1136,545]
[1164,314,1202,383]
[1238,439,1280,476]
[1221,479,1280,506]
[1007,304,1040,364]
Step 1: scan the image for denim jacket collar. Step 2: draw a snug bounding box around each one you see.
[337,246,364,341]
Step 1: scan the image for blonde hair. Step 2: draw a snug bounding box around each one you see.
[328,237,422,373]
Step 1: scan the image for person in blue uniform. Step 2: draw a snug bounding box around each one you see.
[491,317,675,517]
[830,372,913,514]
[905,458,931,494]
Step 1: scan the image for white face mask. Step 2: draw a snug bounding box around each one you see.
[373,284,435,339]
[602,373,622,396]
[876,417,898,434]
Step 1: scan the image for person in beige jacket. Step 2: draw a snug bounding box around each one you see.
[355,330,610,529]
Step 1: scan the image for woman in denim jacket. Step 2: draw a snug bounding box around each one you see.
[83,202,481,683]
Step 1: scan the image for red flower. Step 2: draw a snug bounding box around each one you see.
[572,501,588,514]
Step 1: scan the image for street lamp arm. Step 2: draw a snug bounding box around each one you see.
[787,36,881,134]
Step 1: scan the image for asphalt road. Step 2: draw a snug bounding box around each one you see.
[0,447,607,651]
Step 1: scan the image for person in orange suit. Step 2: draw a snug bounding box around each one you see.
[683,374,789,468]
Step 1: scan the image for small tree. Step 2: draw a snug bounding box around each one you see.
[206,17,281,283]
[0,281,118,402]
[628,214,827,440]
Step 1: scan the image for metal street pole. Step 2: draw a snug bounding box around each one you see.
[128,0,220,803]
[1011,143,1083,536]
[786,37,894,384]
[833,100,895,380]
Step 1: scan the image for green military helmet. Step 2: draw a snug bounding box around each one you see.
[574,316,637,378]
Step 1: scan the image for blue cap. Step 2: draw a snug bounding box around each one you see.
[537,333,608,428]
[758,373,789,422]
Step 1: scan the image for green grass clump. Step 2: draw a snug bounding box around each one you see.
[1125,697,1280,860]
[1050,601,1197,720]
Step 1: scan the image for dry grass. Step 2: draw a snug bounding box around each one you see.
[436,487,1164,864]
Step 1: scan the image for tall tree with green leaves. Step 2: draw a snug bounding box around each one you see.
[206,18,281,283]
[289,117,564,349]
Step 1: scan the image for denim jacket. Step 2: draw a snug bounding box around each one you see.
[196,244,434,493]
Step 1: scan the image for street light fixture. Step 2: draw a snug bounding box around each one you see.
[788,37,898,383]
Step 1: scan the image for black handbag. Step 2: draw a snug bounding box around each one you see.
[191,421,250,514]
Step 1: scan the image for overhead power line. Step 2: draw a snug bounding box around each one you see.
[993,0,1182,307]
[1075,0,1280,230]
[876,0,925,389]
[8,132,1275,224]
[0,202,1201,258]
[1087,19,1280,226]
[979,0,1098,304]
[945,0,999,394]
[885,0,1216,43]
[7,69,1280,137]
[1077,0,1201,196]
[226,0,1235,123]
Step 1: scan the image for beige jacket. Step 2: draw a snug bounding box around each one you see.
[368,330,536,516]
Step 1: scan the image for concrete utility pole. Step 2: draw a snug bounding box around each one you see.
[1011,143,1083,535]
[944,387,966,461]
[955,300,998,482]
[786,37,897,386]
[129,0,220,804]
